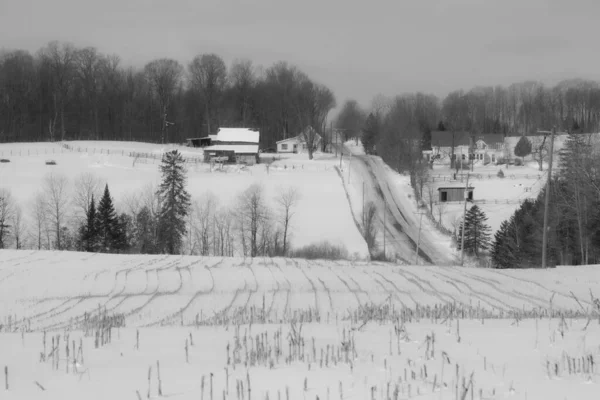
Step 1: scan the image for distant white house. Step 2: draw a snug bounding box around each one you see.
[276,129,322,153]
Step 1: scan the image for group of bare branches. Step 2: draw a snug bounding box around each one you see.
[181,185,301,258]
[0,41,336,150]
[0,171,103,250]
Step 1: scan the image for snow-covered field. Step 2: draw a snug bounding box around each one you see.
[424,162,547,235]
[0,141,368,257]
[1,250,600,400]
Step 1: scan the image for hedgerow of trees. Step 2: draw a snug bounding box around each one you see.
[0,41,336,149]
[492,133,600,268]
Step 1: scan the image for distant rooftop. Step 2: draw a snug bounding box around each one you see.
[215,128,259,144]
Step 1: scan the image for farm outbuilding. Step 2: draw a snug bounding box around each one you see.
[203,128,260,165]
[438,186,474,202]
[186,135,217,148]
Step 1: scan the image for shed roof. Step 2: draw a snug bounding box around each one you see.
[204,144,259,154]
[276,137,300,144]
[437,186,474,190]
[216,128,259,143]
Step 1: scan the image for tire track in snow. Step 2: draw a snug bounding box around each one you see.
[274,259,292,319]
[448,268,549,309]
[296,259,320,314]
[431,270,516,312]
[431,272,501,312]
[263,257,282,320]
[146,258,221,327]
[392,269,455,305]
[329,267,362,308]
[489,270,594,308]
[368,270,407,308]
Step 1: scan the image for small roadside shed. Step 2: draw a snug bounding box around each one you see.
[438,186,474,202]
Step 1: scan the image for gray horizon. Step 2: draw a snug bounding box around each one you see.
[1,0,599,109]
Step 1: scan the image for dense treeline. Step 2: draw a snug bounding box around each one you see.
[492,133,600,267]
[0,41,336,148]
[335,80,600,182]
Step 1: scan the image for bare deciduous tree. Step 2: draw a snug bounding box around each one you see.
[144,58,184,142]
[189,54,227,135]
[236,184,269,257]
[192,193,218,256]
[11,204,25,249]
[213,209,235,257]
[276,187,300,256]
[42,173,70,249]
[229,59,255,125]
[530,135,550,171]
[0,188,15,248]
[38,41,77,140]
[31,192,48,250]
[73,172,103,220]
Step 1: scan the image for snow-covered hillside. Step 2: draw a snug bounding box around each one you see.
[0,141,369,257]
[1,250,600,400]
[2,250,599,330]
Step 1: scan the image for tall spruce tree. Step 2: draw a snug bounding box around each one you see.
[80,195,99,252]
[156,150,191,254]
[97,184,120,252]
[491,219,517,268]
[458,205,491,256]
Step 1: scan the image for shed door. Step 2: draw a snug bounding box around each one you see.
[440,191,448,202]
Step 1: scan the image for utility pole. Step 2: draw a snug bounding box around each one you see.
[161,109,167,144]
[460,173,470,266]
[540,127,557,269]
[383,209,386,258]
[414,212,424,265]
[332,122,336,156]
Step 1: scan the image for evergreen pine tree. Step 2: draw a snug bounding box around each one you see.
[491,219,517,268]
[156,150,191,254]
[111,213,131,253]
[513,136,532,163]
[81,196,99,252]
[458,205,491,256]
[96,184,119,253]
[361,113,380,154]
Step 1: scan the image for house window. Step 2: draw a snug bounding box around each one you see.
[281,144,288,150]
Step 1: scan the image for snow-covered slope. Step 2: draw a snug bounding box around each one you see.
[0,141,369,257]
[1,250,599,331]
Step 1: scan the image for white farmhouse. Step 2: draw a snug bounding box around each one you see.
[276,129,322,153]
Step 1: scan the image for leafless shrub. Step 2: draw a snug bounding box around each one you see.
[290,241,349,260]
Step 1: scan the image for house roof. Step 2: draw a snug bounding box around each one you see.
[277,130,323,144]
[276,137,300,144]
[430,131,504,147]
[215,128,259,144]
[204,144,259,154]
[431,131,470,147]
[474,134,504,145]
[437,186,474,190]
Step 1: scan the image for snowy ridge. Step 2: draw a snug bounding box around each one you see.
[1,250,599,331]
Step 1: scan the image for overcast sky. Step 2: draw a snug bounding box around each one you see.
[1,0,599,109]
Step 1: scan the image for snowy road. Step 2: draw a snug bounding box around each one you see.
[339,142,455,266]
